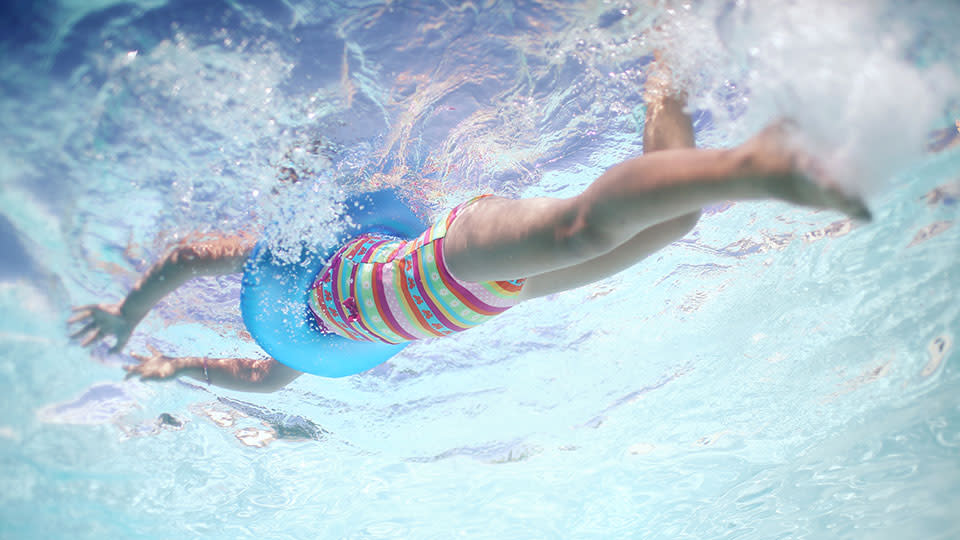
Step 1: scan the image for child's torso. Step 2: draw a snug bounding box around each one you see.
[308,197,525,344]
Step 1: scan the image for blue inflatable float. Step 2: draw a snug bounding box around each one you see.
[240,188,427,377]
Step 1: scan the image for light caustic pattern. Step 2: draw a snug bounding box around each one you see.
[0,1,958,539]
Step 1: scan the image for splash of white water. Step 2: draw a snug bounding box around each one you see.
[647,0,958,196]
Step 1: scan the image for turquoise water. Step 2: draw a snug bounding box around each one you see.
[1,1,958,538]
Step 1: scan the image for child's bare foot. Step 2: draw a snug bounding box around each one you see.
[643,55,678,106]
[643,53,695,151]
[739,121,872,221]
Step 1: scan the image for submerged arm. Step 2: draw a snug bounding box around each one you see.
[125,349,302,394]
[122,233,255,325]
[70,233,256,352]
[72,232,305,393]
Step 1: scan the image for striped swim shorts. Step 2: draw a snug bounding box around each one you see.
[307,195,526,344]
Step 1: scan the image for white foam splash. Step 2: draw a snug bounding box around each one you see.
[258,174,348,265]
[650,0,959,196]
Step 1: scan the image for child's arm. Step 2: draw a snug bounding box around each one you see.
[70,233,256,352]
[124,347,302,393]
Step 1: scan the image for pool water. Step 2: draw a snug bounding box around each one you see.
[1,1,958,538]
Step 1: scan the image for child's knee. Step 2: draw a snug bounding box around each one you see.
[673,210,701,235]
[564,208,623,259]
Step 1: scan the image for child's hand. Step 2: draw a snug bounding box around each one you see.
[69,302,135,353]
[125,345,181,380]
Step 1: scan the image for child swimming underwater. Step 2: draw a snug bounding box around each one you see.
[69,67,871,393]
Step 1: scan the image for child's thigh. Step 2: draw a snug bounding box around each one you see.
[443,195,588,283]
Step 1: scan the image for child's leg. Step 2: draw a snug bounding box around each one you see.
[443,98,869,289]
[516,82,700,299]
[514,212,699,299]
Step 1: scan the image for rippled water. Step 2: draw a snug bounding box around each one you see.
[1,1,958,538]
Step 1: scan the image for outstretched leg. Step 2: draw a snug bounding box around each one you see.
[515,73,701,299]
[443,72,869,290]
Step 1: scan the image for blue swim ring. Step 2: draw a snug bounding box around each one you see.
[240,188,427,377]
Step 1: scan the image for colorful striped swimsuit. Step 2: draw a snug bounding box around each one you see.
[307,195,526,344]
